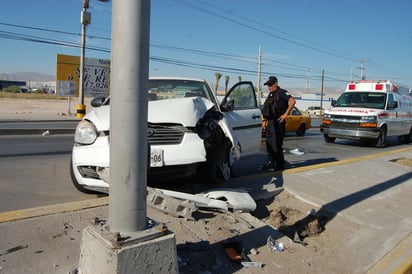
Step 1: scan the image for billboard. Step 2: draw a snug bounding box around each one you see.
[56,54,110,97]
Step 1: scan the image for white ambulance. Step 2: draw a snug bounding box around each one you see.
[320,80,412,147]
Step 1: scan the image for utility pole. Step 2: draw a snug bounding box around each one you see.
[357,60,368,80]
[320,69,324,115]
[257,45,262,105]
[306,68,311,92]
[77,0,91,119]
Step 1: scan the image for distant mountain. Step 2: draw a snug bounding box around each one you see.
[0,72,55,82]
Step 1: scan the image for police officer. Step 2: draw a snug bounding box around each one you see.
[261,76,296,171]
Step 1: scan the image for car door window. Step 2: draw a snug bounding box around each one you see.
[224,82,257,110]
[221,81,261,156]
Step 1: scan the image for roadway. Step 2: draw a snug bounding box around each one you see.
[0,124,409,212]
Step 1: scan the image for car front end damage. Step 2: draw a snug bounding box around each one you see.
[71,96,240,192]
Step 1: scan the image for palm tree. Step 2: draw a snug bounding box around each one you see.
[214,73,222,94]
[225,75,230,95]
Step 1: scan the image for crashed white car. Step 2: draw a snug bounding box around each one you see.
[70,77,262,193]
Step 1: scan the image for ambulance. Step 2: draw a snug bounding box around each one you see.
[320,80,412,147]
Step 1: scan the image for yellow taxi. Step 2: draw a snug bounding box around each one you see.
[262,106,312,137]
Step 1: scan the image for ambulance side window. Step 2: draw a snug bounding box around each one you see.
[387,94,397,109]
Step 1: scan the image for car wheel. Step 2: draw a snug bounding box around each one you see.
[70,158,99,194]
[296,124,306,136]
[205,141,232,183]
[323,134,336,143]
[216,157,231,181]
[374,127,387,148]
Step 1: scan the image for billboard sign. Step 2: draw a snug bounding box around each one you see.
[56,54,110,97]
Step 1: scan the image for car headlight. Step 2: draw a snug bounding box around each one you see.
[74,120,98,145]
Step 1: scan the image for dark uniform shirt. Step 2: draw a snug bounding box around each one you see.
[262,87,292,120]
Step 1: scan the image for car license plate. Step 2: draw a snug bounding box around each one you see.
[150,149,163,167]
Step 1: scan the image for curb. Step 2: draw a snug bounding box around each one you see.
[0,197,108,224]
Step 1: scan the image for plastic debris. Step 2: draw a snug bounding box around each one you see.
[290,148,304,155]
[267,236,284,252]
[241,261,263,268]
[41,130,50,136]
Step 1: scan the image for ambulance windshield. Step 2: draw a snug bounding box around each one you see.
[335,92,386,109]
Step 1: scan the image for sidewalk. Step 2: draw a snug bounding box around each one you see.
[0,147,411,273]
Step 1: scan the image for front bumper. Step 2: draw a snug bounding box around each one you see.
[320,125,380,140]
[71,132,207,189]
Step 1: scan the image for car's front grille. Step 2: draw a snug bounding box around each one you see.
[147,124,185,145]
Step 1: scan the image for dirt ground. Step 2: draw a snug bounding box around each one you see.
[171,188,361,274]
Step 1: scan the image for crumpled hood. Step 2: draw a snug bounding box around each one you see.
[84,97,216,131]
[148,97,216,126]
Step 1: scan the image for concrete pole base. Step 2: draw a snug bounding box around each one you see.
[78,223,178,274]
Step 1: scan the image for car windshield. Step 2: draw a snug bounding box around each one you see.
[148,79,214,102]
[335,92,386,109]
[101,79,215,106]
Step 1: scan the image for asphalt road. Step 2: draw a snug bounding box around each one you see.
[0,127,409,212]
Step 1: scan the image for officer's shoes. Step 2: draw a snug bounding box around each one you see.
[260,161,275,171]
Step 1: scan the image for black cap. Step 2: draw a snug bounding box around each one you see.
[264,76,278,86]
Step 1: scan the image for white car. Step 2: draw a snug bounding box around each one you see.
[70,77,262,193]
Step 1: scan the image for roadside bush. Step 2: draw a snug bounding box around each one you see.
[5,85,22,93]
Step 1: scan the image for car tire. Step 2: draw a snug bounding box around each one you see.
[403,127,412,144]
[323,134,336,143]
[374,127,387,148]
[205,141,232,183]
[296,124,306,136]
[70,158,99,194]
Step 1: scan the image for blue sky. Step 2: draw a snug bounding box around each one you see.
[1,0,411,91]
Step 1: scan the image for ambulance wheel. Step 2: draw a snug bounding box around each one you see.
[374,127,387,148]
[403,127,412,144]
[323,134,335,143]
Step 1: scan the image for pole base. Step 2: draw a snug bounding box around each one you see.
[76,104,86,119]
[78,223,178,274]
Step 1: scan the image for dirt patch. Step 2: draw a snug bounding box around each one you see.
[256,191,332,245]
[390,157,412,168]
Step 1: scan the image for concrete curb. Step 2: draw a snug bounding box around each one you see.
[0,197,108,224]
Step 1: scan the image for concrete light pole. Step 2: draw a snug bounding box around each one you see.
[78,0,178,272]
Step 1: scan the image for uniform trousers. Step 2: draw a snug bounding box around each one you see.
[265,119,286,169]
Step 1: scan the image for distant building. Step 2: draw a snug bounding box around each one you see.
[0,80,26,90]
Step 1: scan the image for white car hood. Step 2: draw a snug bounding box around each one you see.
[85,97,216,131]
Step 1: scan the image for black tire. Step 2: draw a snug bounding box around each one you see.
[296,124,306,136]
[403,127,412,144]
[374,127,387,148]
[323,134,336,143]
[70,158,99,194]
[205,142,232,183]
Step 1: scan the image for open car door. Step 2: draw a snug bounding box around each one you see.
[219,81,262,156]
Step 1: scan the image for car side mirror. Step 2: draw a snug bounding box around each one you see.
[220,98,234,112]
[91,96,107,107]
[389,101,398,109]
[331,99,336,107]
